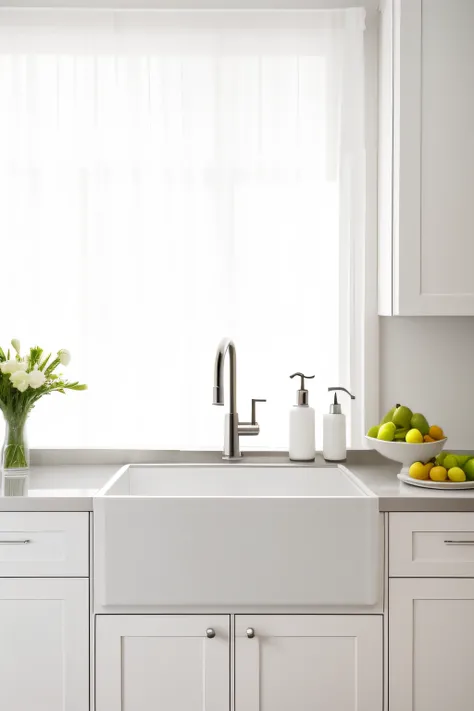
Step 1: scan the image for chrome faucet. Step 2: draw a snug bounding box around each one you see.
[212,338,266,459]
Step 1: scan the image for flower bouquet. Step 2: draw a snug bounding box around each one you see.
[0,339,87,470]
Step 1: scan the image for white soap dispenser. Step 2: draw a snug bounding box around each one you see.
[323,386,355,462]
[289,372,315,462]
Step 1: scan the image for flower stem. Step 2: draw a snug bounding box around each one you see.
[3,416,29,470]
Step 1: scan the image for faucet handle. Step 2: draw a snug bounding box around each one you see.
[238,399,266,438]
[251,398,266,425]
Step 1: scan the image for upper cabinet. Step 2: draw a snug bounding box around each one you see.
[379,0,474,315]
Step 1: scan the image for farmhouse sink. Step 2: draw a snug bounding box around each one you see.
[94,464,379,608]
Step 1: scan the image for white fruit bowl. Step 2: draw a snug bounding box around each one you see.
[365,436,447,475]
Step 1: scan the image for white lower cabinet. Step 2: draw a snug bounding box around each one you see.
[95,615,230,711]
[390,578,474,711]
[235,615,383,711]
[95,614,383,711]
[0,578,89,711]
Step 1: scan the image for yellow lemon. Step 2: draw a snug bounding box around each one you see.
[424,462,435,476]
[406,428,423,444]
[409,462,429,480]
[430,465,448,482]
[429,425,444,441]
[447,467,466,482]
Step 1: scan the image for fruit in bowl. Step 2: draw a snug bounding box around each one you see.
[367,404,446,444]
[365,404,447,475]
[411,452,474,484]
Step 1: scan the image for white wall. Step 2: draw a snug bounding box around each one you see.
[380,317,474,449]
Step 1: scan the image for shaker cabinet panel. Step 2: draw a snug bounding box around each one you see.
[234,615,383,711]
[0,512,89,577]
[0,578,89,711]
[379,0,474,315]
[95,615,230,711]
[390,578,474,711]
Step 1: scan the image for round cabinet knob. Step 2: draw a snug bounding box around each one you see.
[206,628,216,639]
[246,628,255,638]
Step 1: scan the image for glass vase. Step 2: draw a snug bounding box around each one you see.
[2,417,29,471]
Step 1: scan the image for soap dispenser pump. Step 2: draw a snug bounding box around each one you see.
[323,387,355,462]
[289,372,315,462]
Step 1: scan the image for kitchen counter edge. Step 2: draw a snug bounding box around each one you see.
[1,451,474,512]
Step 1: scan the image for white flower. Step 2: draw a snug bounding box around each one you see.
[10,370,29,392]
[0,359,27,375]
[28,367,46,389]
[59,349,71,366]
[11,339,20,355]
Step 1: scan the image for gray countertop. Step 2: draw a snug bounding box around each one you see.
[0,465,117,511]
[1,450,474,512]
[348,460,474,511]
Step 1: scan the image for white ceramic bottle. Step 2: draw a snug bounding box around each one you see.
[323,387,355,462]
[289,372,315,461]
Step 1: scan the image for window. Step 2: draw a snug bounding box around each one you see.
[0,8,366,450]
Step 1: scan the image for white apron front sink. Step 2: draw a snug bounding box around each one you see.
[94,464,379,608]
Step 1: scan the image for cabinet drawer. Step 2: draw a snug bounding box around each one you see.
[390,513,474,577]
[0,513,89,577]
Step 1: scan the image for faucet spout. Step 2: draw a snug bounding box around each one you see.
[213,337,237,413]
[212,337,265,460]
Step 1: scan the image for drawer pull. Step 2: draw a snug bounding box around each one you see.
[0,539,31,545]
[444,540,474,546]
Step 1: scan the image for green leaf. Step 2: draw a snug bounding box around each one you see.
[29,346,43,369]
[45,357,61,376]
[67,383,87,391]
[39,353,51,371]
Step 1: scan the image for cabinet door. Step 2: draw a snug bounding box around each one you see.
[0,578,89,711]
[96,615,230,711]
[390,578,474,711]
[380,0,474,315]
[235,615,382,711]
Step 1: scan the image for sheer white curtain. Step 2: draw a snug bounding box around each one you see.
[0,9,365,450]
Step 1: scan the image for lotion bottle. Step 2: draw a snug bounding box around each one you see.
[323,386,355,462]
[289,372,315,461]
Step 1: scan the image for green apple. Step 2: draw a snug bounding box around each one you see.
[463,458,474,481]
[392,405,413,429]
[380,404,400,425]
[456,455,471,468]
[443,454,458,470]
[367,425,380,438]
[410,413,430,436]
[377,422,397,442]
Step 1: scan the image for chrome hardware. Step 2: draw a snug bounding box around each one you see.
[444,540,474,545]
[251,399,267,426]
[328,386,356,414]
[290,372,315,406]
[213,338,266,460]
[239,399,267,436]
[246,628,255,638]
[206,628,216,638]
[0,539,30,545]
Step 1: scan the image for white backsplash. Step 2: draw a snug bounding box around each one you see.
[380,317,474,449]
